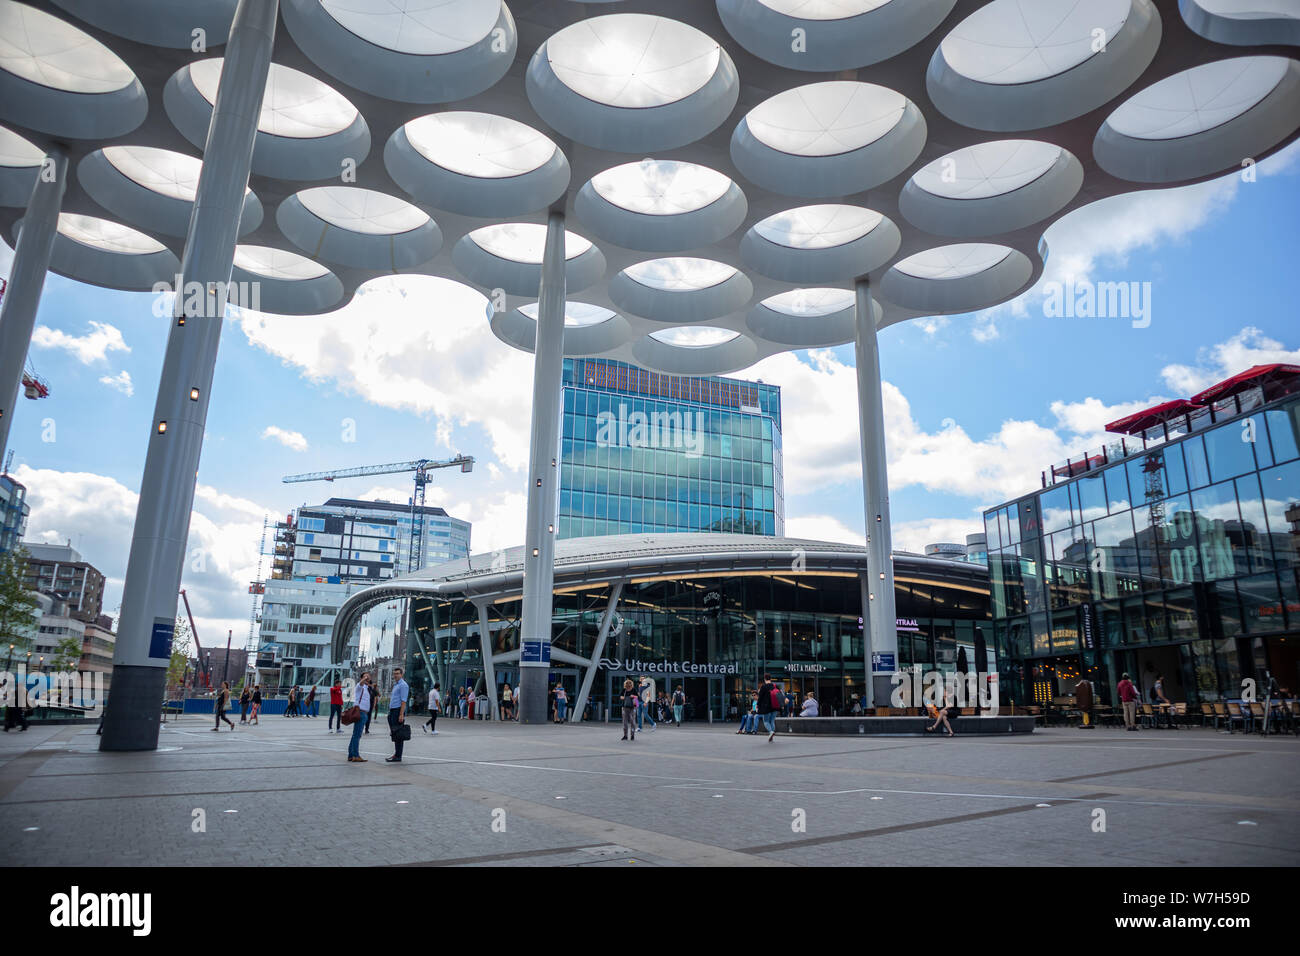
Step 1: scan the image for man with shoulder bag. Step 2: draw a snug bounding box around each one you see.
[387,667,410,763]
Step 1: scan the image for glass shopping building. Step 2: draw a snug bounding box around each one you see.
[986,377,1300,708]
[559,359,784,538]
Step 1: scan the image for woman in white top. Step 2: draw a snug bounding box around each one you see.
[799,692,819,718]
[348,673,371,762]
[502,683,513,720]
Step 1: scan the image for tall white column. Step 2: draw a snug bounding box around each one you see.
[0,148,67,462]
[100,0,279,751]
[854,278,898,708]
[517,211,566,724]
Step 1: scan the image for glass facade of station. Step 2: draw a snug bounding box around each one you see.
[402,558,989,721]
[986,394,1300,707]
[559,359,784,538]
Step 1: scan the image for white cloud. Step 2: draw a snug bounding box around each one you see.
[98,370,134,397]
[261,425,308,452]
[785,514,862,546]
[13,466,267,648]
[233,276,537,470]
[1159,326,1300,396]
[891,515,986,554]
[31,320,129,364]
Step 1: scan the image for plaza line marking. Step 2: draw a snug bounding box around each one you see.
[352,747,733,785]
[661,782,1298,813]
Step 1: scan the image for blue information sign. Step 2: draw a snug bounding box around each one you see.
[149,619,175,660]
[871,652,896,673]
[521,640,551,666]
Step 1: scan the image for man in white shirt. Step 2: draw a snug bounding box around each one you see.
[423,683,441,735]
[347,672,371,763]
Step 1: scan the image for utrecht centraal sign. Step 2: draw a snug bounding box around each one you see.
[596,658,739,675]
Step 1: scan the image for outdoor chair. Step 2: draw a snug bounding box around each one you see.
[1212,701,1232,731]
[1224,701,1249,733]
[1249,701,1267,734]
[1200,702,1216,728]
[1139,703,1157,728]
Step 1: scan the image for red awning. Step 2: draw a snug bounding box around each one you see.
[1104,399,1202,436]
[1189,364,1300,406]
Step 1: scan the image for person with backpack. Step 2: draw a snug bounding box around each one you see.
[620,678,638,741]
[671,686,685,726]
[757,674,780,742]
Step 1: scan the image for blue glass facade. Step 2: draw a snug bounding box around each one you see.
[985,391,1300,707]
[559,359,784,538]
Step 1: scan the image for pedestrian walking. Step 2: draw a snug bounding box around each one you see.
[328,679,344,733]
[347,672,371,762]
[638,676,657,732]
[1117,672,1140,731]
[386,667,409,763]
[304,684,317,718]
[672,686,685,726]
[249,684,262,725]
[501,683,513,720]
[212,681,235,732]
[458,688,469,719]
[620,678,638,741]
[238,684,250,723]
[424,683,441,734]
[554,684,568,723]
[285,686,298,718]
[511,683,519,720]
[756,673,779,742]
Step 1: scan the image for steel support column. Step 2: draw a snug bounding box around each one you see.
[571,580,624,723]
[0,148,67,462]
[100,0,278,751]
[475,601,500,721]
[854,278,898,708]
[517,210,566,724]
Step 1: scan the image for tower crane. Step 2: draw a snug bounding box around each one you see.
[282,455,474,572]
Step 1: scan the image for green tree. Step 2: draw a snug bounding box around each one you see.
[51,635,83,671]
[165,614,194,695]
[0,547,39,663]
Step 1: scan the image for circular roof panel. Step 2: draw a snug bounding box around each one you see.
[189,60,358,139]
[469,223,591,263]
[912,141,1062,199]
[649,326,740,348]
[0,124,43,167]
[295,186,429,235]
[894,243,1011,280]
[404,111,556,179]
[757,0,891,18]
[940,0,1131,85]
[0,2,135,93]
[746,81,906,157]
[519,301,616,328]
[58,213,165,254]
[753,204,882,249]
[591,159,732,216]
[764,287,855,316]
[233,244,331,280]
[1106,56,1288,140]
[624,257,736,292]
[321,0,501,55]
[546,14,721,108]
[102,146,201,202]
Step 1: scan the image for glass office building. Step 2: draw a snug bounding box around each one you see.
[986,369,1300,708]
[559,359,784,538]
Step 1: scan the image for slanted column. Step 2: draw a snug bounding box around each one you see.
[474,601,500,721]
[100,0,279,751]
[854,278,898,708]
[0,147,68,461]
[571,580,624,724]
[517,210,566,724]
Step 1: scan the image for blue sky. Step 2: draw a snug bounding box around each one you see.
[4,142,1298,645]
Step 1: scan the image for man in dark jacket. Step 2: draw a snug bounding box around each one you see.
[756,673,778,742]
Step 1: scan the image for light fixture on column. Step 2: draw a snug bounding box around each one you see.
[157,421,167,434]
[189,387,200,401]
[532,548,539,556]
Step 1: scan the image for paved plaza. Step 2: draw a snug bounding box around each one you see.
[0,717,1296,867]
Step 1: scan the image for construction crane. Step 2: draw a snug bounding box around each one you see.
[282,455,474,572]
[178,588,211,689]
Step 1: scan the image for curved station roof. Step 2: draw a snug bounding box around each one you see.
[329,532,988,661]
[2,0,1299,375]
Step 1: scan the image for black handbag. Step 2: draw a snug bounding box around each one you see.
[392,722,412,742]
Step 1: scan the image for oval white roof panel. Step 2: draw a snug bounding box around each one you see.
[746,82,906,157]
[321,0,501,55]
[470,223,592,262]
[754,204,882,248]
[763,288,855,316]
[404,112,557,179]
[58,213,165,254]
[913,141,1062,199]
[1107,56,1289,140]
[297,187,429,235]
[0,2,135,94]
[894,243,1011,279]
[234,244,330,280]
[624,257,737,291]
[190,60,358,139]
[591,159,732,216]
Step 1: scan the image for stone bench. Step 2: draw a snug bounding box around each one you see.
[775,715,1035,736]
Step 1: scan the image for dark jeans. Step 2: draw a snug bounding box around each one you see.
[424,711,437,731]
[388,710,404,760]
[239,702,249,722]
[215,707,233,729]
[329,703,342,729]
